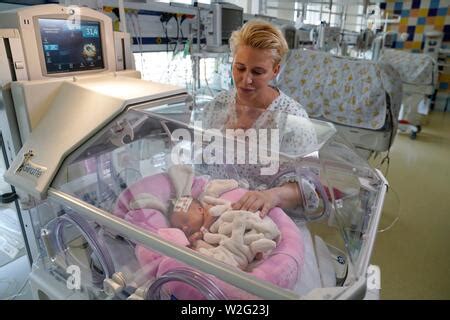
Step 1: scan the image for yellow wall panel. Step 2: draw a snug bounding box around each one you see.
[411,41,422,49]
[404,41,413,49]
[415,25,424,34]
[434,16,445,27]
[418,8,428,17]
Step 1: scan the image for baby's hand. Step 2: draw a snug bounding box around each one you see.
[188,231,204,246]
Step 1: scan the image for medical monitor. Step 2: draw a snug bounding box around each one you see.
[220,6,243,44]
[0,4,116,80]
[38,18,104,74]
[205,2,243,50]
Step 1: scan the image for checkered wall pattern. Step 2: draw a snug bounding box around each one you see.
[380,0,450,92]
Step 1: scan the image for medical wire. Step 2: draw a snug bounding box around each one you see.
[160,19,169,53]
[373,150,391,177]
[133,12,144,68]
[377,186,400,233]
[203,58,214,97]
[126,13,136,49]
[174,15,180,55]
[180,15,185,40]
[127,12,143,70]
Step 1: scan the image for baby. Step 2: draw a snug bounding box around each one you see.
[169,194,281,270]
[169,197,216,246]
[125,165,296,269]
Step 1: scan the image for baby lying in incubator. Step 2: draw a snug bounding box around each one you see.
[115,164,323,297]
[126,165,282,270]
[169,185,281,270]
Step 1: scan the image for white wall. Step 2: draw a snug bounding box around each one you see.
[344,4,364,32]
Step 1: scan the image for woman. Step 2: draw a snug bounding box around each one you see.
[194,19,319,219]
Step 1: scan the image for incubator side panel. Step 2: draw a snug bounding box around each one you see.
[4,80,126,198]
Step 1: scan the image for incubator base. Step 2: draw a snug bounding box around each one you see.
[398,93,429,140]
[398,121,421,140]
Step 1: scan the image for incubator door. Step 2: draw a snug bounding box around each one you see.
[0,134,32,299]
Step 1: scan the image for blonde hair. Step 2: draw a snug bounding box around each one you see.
[229,19,289,66]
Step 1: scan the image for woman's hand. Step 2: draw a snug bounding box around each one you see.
[231,183,301,218]
[231,189,280,218]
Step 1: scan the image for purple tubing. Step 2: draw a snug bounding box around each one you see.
[53,211,115,285]
[146,268,227,300]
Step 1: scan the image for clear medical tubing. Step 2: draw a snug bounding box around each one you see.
[53,211,116,283]
[146,268,227,300]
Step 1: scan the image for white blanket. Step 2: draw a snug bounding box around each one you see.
[197,196,281,270]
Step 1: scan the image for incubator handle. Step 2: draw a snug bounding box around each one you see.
[298,169,332,221]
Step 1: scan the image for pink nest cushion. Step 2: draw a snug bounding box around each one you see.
[114,174,304,299]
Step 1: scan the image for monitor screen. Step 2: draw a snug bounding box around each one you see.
[39,18,104,74]
[221,8,242,40]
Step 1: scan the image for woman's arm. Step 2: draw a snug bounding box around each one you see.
[268,182,302,209]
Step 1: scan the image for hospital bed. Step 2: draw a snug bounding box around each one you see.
[379,49,438,139]
[277,49,403,159]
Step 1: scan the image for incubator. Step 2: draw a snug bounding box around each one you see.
[6,97,387,299]
[379,48,439,139]
[277,49,402,159]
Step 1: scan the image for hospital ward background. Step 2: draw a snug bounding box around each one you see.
[0,0,449,301]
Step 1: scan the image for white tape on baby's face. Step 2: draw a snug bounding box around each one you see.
[174,196,193,213]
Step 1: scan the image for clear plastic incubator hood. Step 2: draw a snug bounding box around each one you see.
[5,90,387,300]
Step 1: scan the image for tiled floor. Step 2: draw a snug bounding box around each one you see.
[0,155,32,300]
[0,253,32,300]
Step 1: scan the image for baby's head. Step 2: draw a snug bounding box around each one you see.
[170,198,205,237]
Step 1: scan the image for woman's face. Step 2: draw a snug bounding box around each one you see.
[232,45,280,106]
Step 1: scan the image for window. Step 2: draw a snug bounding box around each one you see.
[274,1,372,33]
[134,51,230,97]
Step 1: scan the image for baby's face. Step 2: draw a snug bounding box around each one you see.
[170,201,205,236]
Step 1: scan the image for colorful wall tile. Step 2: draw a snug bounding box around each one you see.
[380,0,450,95]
